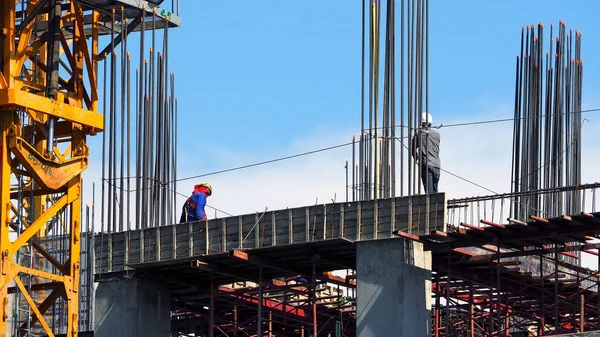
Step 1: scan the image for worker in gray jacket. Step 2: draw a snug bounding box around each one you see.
[411,112,441,194]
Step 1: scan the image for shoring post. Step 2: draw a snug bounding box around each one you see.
[576,270,581,331]
[496,244,502,334]
[210,273,215,337]
[554,240,559,330]
[312,255,318,337]
[539,251,545,335]
[597,250,600,329]
[434,274,440,337]
[580,293,585,332]
[157,290,162,337]
[258,266,263,336]
[234,301,238,337]
[268,310,273,337]
[505,310,509,336]
[336,282,342,337]
[446,253,451,335]
[489,251,494,335]
[283,284,288,327]
[469,279,474,337]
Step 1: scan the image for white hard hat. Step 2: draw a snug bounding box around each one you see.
[421,112,433,126]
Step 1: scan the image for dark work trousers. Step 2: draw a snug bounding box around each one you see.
[421,166,440,194]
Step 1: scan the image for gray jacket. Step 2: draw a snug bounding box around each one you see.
[411,128,440,169]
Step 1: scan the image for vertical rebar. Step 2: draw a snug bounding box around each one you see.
[150,8,156,227]
[119,10,126,232]
[127,53,131,231]
[511,21,583,239]
[101,56,107,233]
[107,8,115,232]
[136,12,145,230]
[372,0,379,200]
[352,136,356,201]
[400,0,404,197]
[360,0,365,201]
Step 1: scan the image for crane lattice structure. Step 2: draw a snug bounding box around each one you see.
[0,0,178,336]
[0,1,99,336]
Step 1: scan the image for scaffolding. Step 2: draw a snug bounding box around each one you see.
[397,193,600,336]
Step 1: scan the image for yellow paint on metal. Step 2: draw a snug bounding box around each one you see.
[0,1,102,334]
[8,134,88,190]
[8,195,68,258]
[16,264,66,283]
[0,113,14,337]
[14,277,56,337]
[0,89,103,130]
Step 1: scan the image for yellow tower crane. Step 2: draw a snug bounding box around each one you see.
[0,1,102,336]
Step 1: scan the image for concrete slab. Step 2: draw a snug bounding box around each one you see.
[356,238,432,337]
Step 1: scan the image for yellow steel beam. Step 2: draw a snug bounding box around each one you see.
[17,287,63,336]
[16,264,66,283]
[5,215,69,274]
[0,258,18,292]
[65,139,82,337]
[8,194,68,258]
[14,277,55,337]
[73,3,98,103]
[0,88,103,130]
[13,0,40,79]
[0,113,15,337]
[8,134,88,190]
[1,1,16,87]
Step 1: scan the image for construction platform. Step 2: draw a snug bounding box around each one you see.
[93,193,444,336]
[94,193,446,274]
[91,191,600,336]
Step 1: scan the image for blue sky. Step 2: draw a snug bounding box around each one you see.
[84,1,600,222]
[167,1,600,165]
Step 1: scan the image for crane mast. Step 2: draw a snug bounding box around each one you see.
[0,1,100,335]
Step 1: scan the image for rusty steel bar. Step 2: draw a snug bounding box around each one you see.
[511,21,584,236]
[352,0,427,200]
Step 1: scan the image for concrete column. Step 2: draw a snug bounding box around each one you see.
[356,238,432,337]
[94,278,171,337]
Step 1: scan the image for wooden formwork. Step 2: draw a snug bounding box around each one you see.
[95,193,446,273]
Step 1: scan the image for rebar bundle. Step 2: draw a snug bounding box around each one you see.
[511,22,583,221]
[100,9,178,232]
[349,0,430,202]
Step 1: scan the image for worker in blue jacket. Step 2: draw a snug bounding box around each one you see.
[179,183,212,223]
